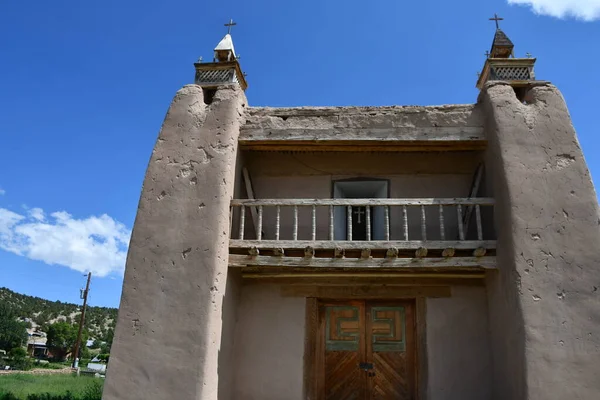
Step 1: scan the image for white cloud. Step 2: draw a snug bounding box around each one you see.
[0,209,25,254]
[0,206,131,277]
[508,0,600,20]
[0,188,5,195]
[28,208,45,222]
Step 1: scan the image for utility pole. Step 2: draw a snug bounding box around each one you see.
[72,272,91,368]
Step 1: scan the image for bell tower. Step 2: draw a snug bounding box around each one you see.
[194,19,248,91]
[476,14,537,99]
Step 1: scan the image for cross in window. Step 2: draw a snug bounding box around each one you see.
[354,207,365,224]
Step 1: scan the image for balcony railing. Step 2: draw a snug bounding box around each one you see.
[231,197,494,251]
[229,198,496,269]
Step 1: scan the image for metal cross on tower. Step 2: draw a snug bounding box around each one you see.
[489,13,503,29]
[224,18,237,34]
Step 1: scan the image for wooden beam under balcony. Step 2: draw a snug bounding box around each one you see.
[239,273,487,285]
[228,254,496,269]
[238,127,486,152]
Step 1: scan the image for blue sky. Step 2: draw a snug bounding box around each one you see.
[1,0,598,308]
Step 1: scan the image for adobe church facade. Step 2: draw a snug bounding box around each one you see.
[103,19,600,400]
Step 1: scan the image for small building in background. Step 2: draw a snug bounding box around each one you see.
[26,335,48,358]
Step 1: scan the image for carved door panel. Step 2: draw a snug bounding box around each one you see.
[317,301,415,400]
[366,303,415,400]
[320,302,366,400]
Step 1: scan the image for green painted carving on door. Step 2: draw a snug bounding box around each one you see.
[371,306,406,352]
[325,306,360,351]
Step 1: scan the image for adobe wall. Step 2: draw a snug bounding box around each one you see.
[426,286,492,400]
[481,82,600,399]
[232,284,306,400]
[217,152,247,400]
[231,284,491,399]
[244,151,482,177]
[103,84,247,400]
[243,103,483,132]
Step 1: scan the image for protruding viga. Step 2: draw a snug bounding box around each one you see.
[102,84,247,400]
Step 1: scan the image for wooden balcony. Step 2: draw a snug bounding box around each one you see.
[229,198,497,274]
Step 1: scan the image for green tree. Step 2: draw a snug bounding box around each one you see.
[8,347,31,371]
[82,343,92,358]
[46,322,86,361]
[99,343,110,355]
[0,287,118,342]
[0,304,28,351]
[33,312,49,328]
[104,328,114,350]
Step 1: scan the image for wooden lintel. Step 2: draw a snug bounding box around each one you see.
[242,272,486,279]
[241,127,484,140]
[230,239,496,251]
[239,127,486,152]
[242,276,485,286]
[281,285,452,299]
[229,254,497,269]
[239,142,487,152]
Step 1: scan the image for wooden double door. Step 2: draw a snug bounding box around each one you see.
[316,300,416,400]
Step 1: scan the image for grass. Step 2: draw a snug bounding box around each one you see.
[0,374,102,399]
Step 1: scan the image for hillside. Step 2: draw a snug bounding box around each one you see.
[0,287,117,343]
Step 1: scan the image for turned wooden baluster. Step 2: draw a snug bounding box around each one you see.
[366,206,371,241]
[329,205,334,240]
[439,205,446,241]
[347,206,353,241]
[311,205,317,241]
[420,205,427,241]
[238,206,246,240]
[457,204,465,241]
[402,205,409,241]
[275,205,280,241]
[384,206,390,241]
[293,205,298,241]
[257,205,263,241]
